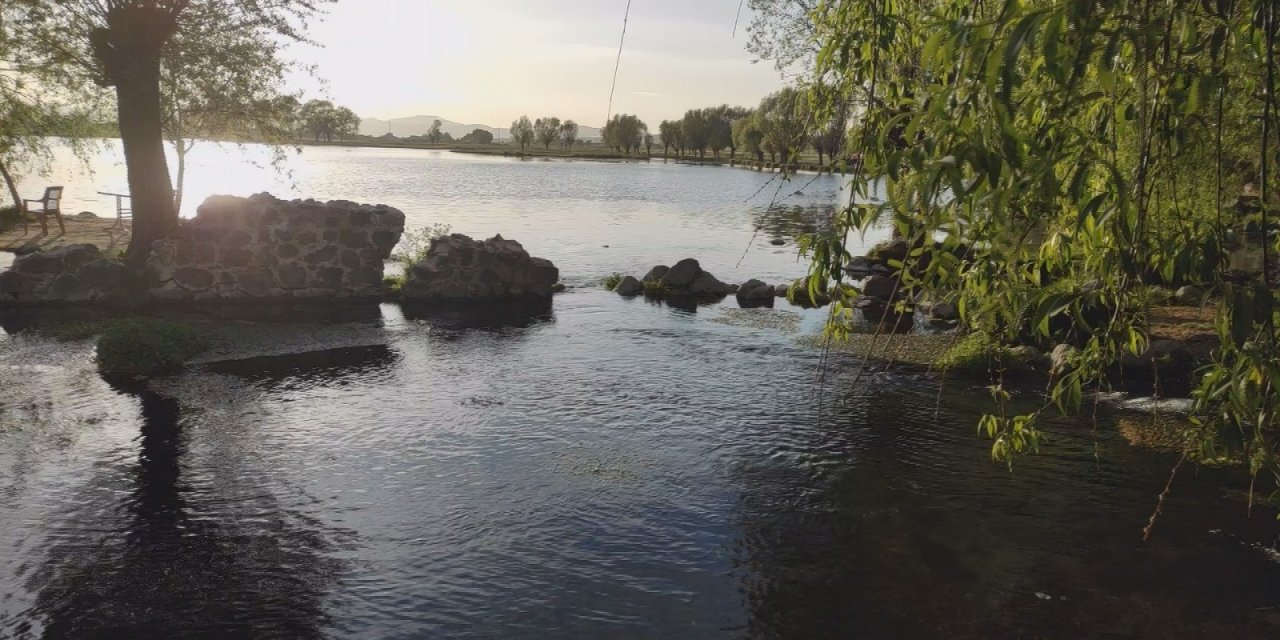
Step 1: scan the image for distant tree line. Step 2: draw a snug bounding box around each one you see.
[660,89,849,166]
[509,116,580,151]
[498,88,851,166]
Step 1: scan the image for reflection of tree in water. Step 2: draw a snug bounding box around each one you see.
[750,204,836,244]
[731,380,1280,639]
[25,383,350,639]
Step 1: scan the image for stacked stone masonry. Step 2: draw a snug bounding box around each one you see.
[149,194,405,301]
[0,194,405,305]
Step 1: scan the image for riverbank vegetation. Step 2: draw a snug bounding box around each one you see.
[776,0,1280,502]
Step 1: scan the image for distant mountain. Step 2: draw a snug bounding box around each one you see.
[359,115,602,141]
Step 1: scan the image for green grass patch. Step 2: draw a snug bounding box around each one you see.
[602,273,623,290]
[96,318,210,377]
[935,332,1043,372]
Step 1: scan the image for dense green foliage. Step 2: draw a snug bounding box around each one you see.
[797,0,1280,492]
[392,223,453,265]
[96,318,210,377]
[602,114,649,154]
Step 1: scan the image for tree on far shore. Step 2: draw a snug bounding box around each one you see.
[601,114,647,154]
[510,116,534,151]
[534,116,561,149]
[559,120,578,150]
[427,119,444,144]
[459,128,493,144]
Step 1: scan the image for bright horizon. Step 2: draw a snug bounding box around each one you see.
[287,0,790,128]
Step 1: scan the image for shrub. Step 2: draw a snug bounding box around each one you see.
[383,273,405,295]
[601,273,623,290]
[96,318,210,377]
[392,223,452,265]
[936,331,1042,372]
[0,206,26,233]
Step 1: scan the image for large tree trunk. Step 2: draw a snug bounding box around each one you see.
[93,6,179,267]
[117,61,176,266]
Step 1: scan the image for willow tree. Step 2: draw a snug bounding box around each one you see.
[0,9,103,215]
[802,0,1279,496]
[8,0,329,265]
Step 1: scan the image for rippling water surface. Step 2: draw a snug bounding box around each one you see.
[3,147,1279,639]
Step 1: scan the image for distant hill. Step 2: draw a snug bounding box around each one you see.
[359,115,602,141]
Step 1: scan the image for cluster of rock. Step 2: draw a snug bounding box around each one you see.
[613,258,733,299]
[0,244,131,303]
[402,234,559,300]
[0,194,405,305]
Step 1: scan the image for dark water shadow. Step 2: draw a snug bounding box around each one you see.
[730,382,1280,639]
[400,298,554,330]
[20,380,348,639]
[202,344,398,386]
[0,301,384,336]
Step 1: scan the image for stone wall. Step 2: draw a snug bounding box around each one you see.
[148,194,404,302]
[0,244,130,304]
[0,194,405,305]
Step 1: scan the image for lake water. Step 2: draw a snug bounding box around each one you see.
[2,145,1279,639]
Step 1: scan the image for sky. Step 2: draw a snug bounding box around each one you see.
[288,0,788,128]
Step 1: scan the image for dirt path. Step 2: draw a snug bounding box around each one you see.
[0,215,130,255]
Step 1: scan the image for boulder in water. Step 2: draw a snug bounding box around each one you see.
[737,279,775,302]
[614,276,643,296]
[662,258,702,288]
[403,233,559,300]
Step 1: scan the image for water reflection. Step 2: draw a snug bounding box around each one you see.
[750,204,835,245]
[19,382,348,639]
[400,299,554,330]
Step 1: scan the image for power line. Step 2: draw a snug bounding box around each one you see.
[605,0,633,125]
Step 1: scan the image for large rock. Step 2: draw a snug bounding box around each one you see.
[688,271,731,296]
[403,233,559,300]
[0,245,129,304]
[641,265,669,283]
[12,244,100,276]
[615,275,643,296]
[737,279,775,301]
[862,274,900,300]
[633,258,733,300]
[662,258,702,288]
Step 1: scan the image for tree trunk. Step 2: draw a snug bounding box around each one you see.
[0,159,21,211]
[116,59,176,266]
[93,6,179,267]
[173,139,193,214]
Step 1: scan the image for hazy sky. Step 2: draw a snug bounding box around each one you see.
[290,0,787,127]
